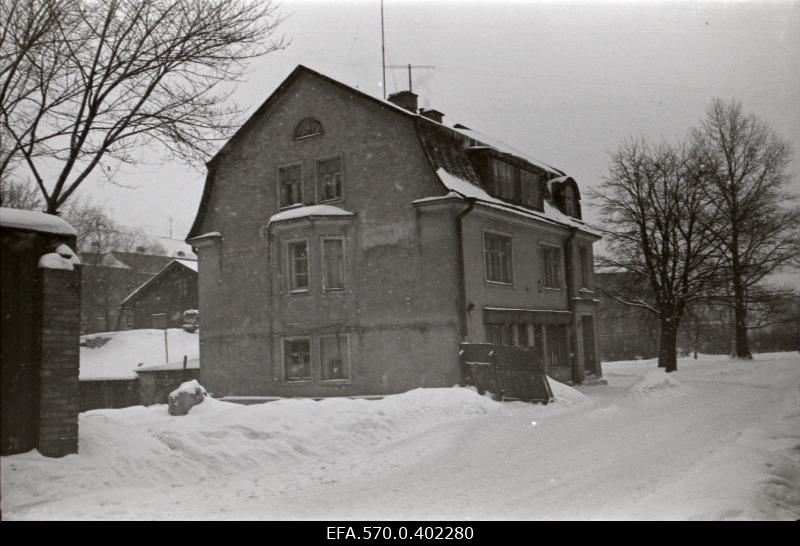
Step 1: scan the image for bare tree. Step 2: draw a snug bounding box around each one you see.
[691,98,800,359]
[61,195,165,255]
[1,0,285,213]
[593,139,722,372]
[0,171,43,209]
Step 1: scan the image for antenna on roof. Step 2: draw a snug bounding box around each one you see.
[387,63,435,93]
[381,0,386,99]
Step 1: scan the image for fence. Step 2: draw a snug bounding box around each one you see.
[459,343,553,404]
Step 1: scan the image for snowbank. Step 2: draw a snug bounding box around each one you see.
[80,328,200,380]
[548,378,589,406]
[0,388,501,516]
[628,369,686,399]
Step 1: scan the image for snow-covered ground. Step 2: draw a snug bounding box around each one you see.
[2,352,798,520]
[80,328,200,380]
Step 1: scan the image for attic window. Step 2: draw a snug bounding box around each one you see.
[293,118,323,140]
[564,186,577,217]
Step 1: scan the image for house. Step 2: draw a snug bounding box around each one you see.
[186,65,602,398]
[80,244,196,333]
[1,207,81,456]
[118,258,199,330]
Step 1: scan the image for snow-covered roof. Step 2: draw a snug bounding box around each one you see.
[119,259,198,306]
[432,169,601,237]
[268,204,355,225]
[0,207,77,236]
[136,357,200,373]
[454,127,565,176]
[80,328,200,380]
[156,237,197,260]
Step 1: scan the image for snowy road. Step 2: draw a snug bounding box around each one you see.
[2,353,798,520]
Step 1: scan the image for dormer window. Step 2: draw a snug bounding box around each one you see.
[564,186,577,217]
[520,170,543,210]
[293,118,323,140]
[492,160,515,201]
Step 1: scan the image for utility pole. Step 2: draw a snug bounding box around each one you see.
[387,64,435,93]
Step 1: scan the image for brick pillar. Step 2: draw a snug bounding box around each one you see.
[38,266,81,457]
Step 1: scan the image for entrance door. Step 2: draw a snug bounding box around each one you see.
[581,316,597,375]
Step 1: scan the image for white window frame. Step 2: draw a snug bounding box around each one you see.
[287,238,310,294]
[282,336,312,383]
[320,236,346,292]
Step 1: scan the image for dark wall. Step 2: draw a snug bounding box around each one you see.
[121,264,198,330]
[1,227,80,457]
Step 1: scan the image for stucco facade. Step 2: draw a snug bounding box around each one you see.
[188,65,601,397]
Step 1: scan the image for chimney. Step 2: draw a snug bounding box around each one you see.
[387,90,418,113]
[420,109,445,124]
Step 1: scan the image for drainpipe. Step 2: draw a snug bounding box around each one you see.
[565,227,582,383]
[455,198,476,341]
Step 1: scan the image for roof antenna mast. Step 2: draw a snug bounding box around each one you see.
[381,0,386,99]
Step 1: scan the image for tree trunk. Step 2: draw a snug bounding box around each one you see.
[658,317,679,372]
[733,278,753,359]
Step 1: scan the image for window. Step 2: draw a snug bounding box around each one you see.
[540,245,563,289]
[564,186,577,217]
[318,158,343,202]
[579,246,592,289]
[322,238,344,291]
[293,118,323,140]
[320,334,350,381]
[486,323,514,346]
[484,232,513,284]
[545,324,569,368]
[279,165,302,208]
[288,241,309,292]
[492,160,515,200]
[520,171,542,209]
[284,338,311,381]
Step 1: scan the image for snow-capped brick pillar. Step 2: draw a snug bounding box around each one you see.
[37,260,81,457]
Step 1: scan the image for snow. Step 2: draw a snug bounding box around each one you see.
[2,352,798,520]
[55,243,81,265]
[170,379,207,398]
[38,253,74,270]
[0,207,77,235]
[137,358,199,373]
[155,237,197,260]
[434,168,601,237]
[79,329,200,381]
[268,204,354,225]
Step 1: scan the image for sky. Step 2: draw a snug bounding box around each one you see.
[70,0,800,245]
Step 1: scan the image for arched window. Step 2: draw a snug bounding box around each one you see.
[293,118,323,140]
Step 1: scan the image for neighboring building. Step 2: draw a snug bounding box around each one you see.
[118,258,199,330]
[187,65,602,398]
[80,244,196,333]
[1,207,81,456]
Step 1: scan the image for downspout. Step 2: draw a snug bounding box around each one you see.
[456,198,476,341]
[564,227,580,383]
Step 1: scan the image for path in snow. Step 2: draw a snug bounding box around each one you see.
[2,353,798,520]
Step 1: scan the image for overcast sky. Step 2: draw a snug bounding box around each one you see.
[73,0,800,244]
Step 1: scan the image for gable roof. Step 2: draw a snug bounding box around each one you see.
[119,259,198,307]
